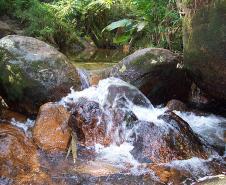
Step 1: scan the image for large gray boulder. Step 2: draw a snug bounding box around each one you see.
[0,35,81,115]
[183,0,226,101]
[110,48,191,104]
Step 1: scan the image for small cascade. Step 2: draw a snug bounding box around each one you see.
[5,77,225,183]
[59,77,224,178]
[76,68,90,89]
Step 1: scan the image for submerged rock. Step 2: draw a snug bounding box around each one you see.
[183,0,226,102]
[110,48,191,104]
[33,102,71,152]
[131,112,212,164]
[0,35,81,115]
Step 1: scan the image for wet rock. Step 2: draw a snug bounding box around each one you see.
[69,95,138,146]
[0,35,81,115]
[188,83,212,107]
[150,158,225,184]
[183,1,226,102]
[33,102,71,152]
[110,48,191,104]
[131,112,212,163]
[0,124,40,180]
[69,98,108,146]
[166,99,187,111]
[150,164,190,184]
[0,109,27,123]
[89,69,110,86]
[74,161,120,177]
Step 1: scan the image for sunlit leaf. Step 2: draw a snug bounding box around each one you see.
[102,19,133,32]
[136,21,148,32]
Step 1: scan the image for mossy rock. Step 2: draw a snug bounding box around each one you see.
[110,48,191,104]
[0,35,81,115]
[183,0,226,101]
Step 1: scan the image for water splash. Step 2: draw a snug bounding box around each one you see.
[60,77,225,177]
[10,118,35,137]
[76,68,90,89]
[174,111,226,148]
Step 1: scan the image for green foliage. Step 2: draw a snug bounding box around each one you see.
[103,0,183,51]
[0,0,83,50]
[0,0,183,52]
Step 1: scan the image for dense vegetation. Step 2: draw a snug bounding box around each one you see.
[0,0,183,52]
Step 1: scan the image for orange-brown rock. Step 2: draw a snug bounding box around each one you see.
[33,102,71,152]
[149,164,189,184]
[14,172,53,185]
[0,124,40,179]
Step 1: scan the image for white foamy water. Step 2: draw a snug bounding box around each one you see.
[174,111,226,147]
[167,157,211,178]
[60,77,224,177]
[76,68,90,89]
[60,78,169,173]
[10,118,35,137]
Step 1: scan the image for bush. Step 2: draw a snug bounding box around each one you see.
[0,0,83,50]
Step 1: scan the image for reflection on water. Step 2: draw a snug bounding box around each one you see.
[66,49,130,70]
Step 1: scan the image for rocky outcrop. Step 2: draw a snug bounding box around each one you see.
[33,102,71,152]
[0,35,81,115]
[183,0,226,101]
[110,48,191,104]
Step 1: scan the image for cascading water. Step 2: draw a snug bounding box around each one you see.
[7,77,225,183]
[76,68,90,89]
[59,77,224,179]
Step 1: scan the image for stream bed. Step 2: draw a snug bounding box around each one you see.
[2,77,225,185]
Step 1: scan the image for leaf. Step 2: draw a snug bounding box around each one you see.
[102,19,133,32]
[136,21,148,32]
[66,144,71,159]
[71,132,77,163]
[113,34,131,45]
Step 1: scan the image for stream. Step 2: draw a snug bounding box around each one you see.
[1,49,225,185]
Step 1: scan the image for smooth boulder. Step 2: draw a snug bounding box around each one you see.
[33,102,71,152]
[183,0,226,101]
[110,48,191,104]
[0,35,81,115]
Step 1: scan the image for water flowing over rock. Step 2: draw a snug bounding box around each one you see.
[61,77,213,164]
[131,112,212,163]
[0,35,81,115]
[33,102,71,152]
[183,0,226,102]
[110,48,191,104]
